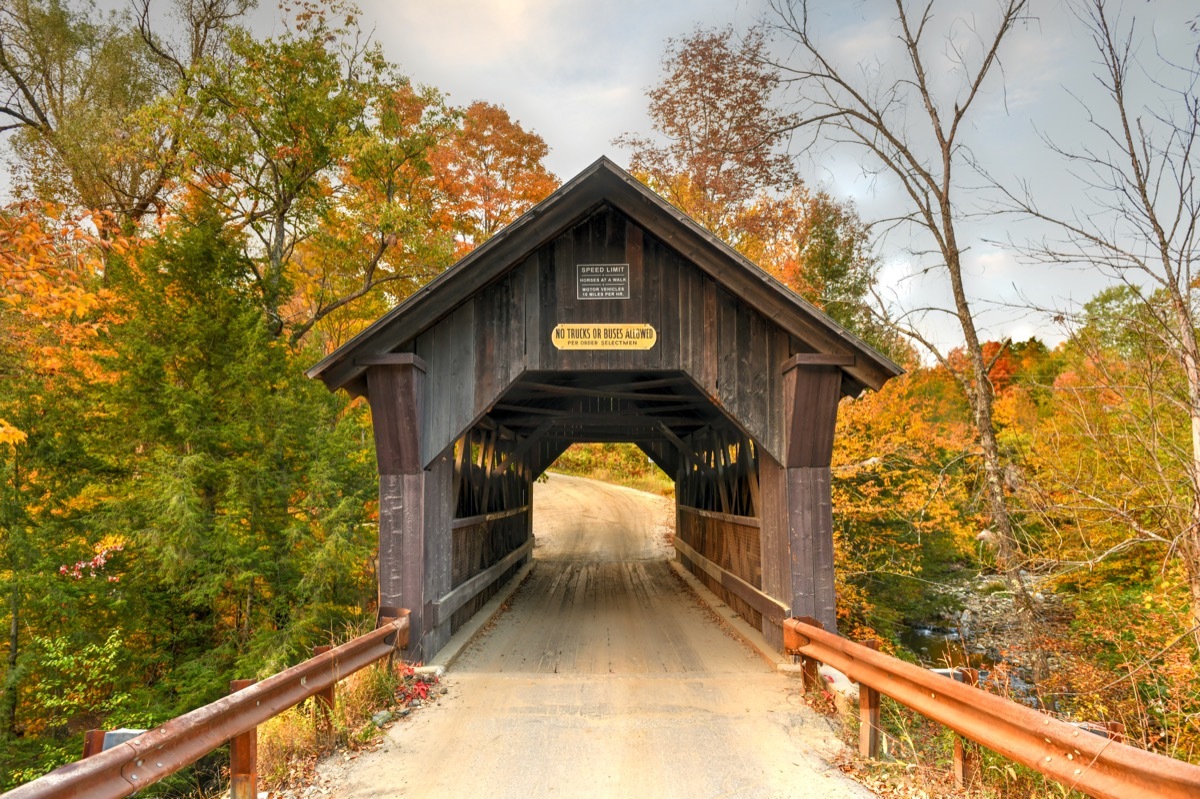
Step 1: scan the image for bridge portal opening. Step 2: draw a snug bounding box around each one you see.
[445,368,763,635]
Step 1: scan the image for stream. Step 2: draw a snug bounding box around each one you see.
[898,622,1037,702]
[897,623,993,669]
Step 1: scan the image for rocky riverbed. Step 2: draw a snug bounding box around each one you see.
[901,572,1068,696]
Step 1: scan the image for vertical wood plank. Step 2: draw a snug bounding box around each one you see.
[678,254,694,374]
[787,466,817,621]
[448,302,476,459]
[758,450,789,649]
[473,290,496,418]
[658,232,680,370]
[523,254,541,369]
[953,668,980,787]
[312,645,334,733]
[810,465,836,630]
[701,277,719,392]
[717,287,738,399]
[424,454,454,655]
[367,360,434,657]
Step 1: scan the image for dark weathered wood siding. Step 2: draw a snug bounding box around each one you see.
[758,450,791,650]
[361,194,865,656]
[410,206,795,468]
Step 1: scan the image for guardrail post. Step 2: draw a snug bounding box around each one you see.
[81,729,106,759]
[952,668,980,788]
[793,616,824,695]
[1106,721,1125,743]
[229,679,258,799]
[857,640,881,759]
[313,644,335,734]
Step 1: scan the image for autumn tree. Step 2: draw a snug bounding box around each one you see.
[99,211,378,700]
[1010,289,1200,750]
[998,0,1200,649]
[765,0,1045,661]
[0,2,564,786]
[615,25,893,353]
[0,0,248,227]
[175,2,469,343]
[832,365,980,640]
[0,204,116,747]
[432,101,558,253]
[614,26,797,239]
[737,186,894,345]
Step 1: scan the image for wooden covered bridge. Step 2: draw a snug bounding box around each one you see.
[308,157,900,659]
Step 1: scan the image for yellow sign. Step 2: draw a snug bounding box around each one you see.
[551,323,658,350]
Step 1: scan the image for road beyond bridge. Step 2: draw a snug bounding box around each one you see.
[320,474,877,799]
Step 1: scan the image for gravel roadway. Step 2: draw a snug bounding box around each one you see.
[324,473,876,799]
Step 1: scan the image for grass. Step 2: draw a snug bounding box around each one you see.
[805,682,1092,799]
[547,442,675,497]
[255,657,437,791]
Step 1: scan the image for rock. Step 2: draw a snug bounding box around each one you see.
[818,664,857,699]
[371,710,392,726]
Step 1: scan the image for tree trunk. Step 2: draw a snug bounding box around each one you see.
[1170,294,1200,650]
[944,229,1048,678]
[2,584,19,737]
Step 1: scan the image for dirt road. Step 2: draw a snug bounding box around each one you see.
[325,473,875,799]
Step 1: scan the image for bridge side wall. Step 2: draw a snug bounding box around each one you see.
[676,507,764,630]
[449,507,531,633]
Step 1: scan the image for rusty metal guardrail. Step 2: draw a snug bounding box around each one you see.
[4,610,410,799]
[784,616,1200,799]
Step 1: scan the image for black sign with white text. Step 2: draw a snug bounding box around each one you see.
[576,263,630,300]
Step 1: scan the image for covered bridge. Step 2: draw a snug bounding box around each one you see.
[308,157,901,659]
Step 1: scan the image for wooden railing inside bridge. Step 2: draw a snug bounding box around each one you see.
[1,610,410,799]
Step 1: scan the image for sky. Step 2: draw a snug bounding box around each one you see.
[64,0,1200,354]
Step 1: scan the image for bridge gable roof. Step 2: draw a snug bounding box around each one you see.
[307,156,901,396]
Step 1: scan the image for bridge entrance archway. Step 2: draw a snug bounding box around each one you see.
[309,158,900,659]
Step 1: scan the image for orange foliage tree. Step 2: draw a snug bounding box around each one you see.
[832,364,980,640]
[432,101,558,255]
[0,203,120,741]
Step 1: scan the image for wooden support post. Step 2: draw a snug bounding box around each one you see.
[366,356,432,659]
[782,361,843,632]
[81,729,106,759]
[952,668,980,788]
[802,654,821,696]
[229,679,257,799]
[858,640,881,759]
[313,644,334,733]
